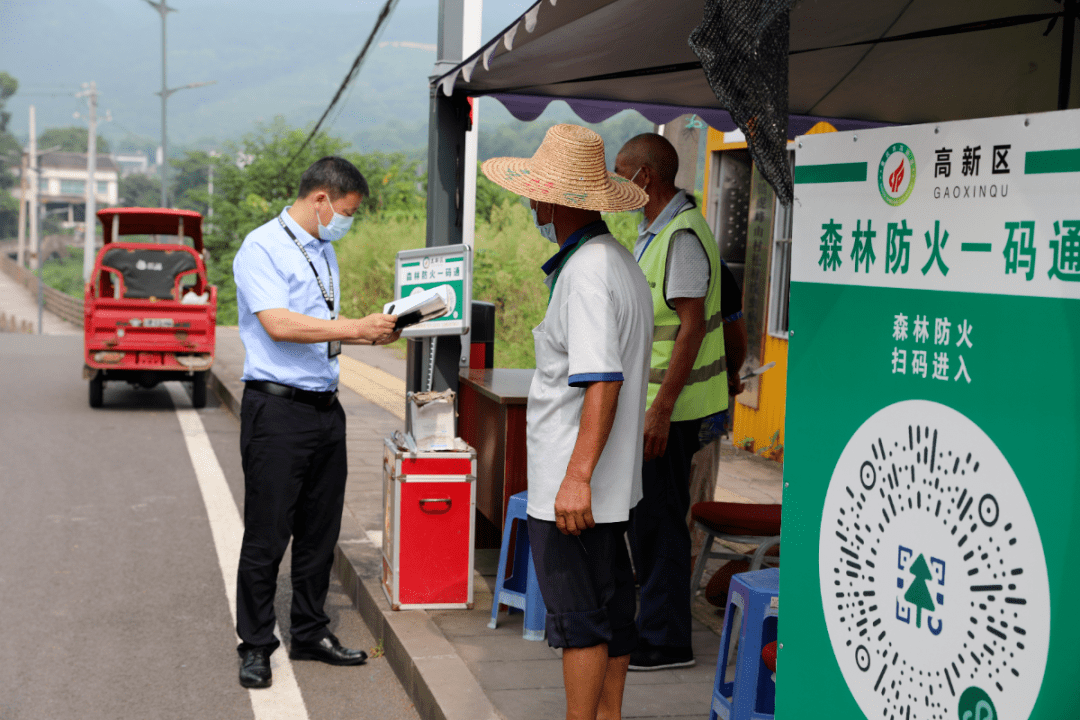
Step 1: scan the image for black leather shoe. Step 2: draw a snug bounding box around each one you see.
[289,633,368,666]
[238,646,272,688]
[628,644,696,671]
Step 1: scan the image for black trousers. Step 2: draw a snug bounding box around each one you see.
[236,388,347,651]
[628,418,701,650]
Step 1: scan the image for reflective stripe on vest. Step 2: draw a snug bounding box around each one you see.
[652,307,725,343]
[638,203,728,421]
[649,355,727,386]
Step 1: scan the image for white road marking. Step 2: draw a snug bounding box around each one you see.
[168,384,310,720]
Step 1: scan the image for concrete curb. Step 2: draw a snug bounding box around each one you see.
[207,366,241,418]
[209,368,503,720]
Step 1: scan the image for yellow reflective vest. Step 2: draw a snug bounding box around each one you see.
[638,205,728,421]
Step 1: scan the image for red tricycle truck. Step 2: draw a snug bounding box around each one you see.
[83,208,217,408]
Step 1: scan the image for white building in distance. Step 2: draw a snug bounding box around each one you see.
[12,151,120,228]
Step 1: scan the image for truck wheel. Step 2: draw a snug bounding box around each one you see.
[191,372,207,409]
[89,375,104,408]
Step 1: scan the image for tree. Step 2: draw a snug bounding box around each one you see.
[478,110,651,167]
[183,117,434,325]
[475,161,522,224]
[0,71,17,135]
[118,174,161,208]
[903,554,936,629]
[38,126,111,154]
[0,72,20,239]
[171,151,212,214]
[198,117,351,324]
[350,150,425,218]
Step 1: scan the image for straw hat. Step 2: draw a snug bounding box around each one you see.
[481,124,648,212]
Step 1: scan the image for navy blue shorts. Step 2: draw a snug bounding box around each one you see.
[527,517,638,657]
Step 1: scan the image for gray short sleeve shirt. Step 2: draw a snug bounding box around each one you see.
[634,190,710,300]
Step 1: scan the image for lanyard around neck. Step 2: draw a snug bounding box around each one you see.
[548,228,604,302]
[278,216,334,313]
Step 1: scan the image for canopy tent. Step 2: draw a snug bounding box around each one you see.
[416,0,1078,395]
[435,0,1078,129]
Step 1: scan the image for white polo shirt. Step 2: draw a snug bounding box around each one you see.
[526,222,654,524]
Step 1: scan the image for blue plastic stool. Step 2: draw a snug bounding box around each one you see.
[711,567,779,720]
[487,491,546,641]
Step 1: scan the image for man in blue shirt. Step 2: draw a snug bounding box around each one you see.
[232,156,398,689]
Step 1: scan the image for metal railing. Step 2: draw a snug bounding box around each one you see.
[0,254,84,328]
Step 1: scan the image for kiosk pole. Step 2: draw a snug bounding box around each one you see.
[413,0,482,404]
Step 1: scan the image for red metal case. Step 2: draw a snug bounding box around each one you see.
[381,438,476,610]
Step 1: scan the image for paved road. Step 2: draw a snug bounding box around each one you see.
[0,334,420,720]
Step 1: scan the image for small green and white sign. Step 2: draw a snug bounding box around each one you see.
[780,109,1080,720]
[393,244,472,337]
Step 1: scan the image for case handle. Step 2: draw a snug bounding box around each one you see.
[419,497,452,514]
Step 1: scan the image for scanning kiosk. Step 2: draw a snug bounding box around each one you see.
[381,244,478,610]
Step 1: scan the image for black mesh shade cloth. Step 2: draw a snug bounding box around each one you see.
[689,0,795,206]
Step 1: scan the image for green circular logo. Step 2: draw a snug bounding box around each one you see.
[878,142,916,206]
[958,686,997,720]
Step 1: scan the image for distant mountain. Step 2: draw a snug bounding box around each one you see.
[1,0,441,148]
[0,0,653,159]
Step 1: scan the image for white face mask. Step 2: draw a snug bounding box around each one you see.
[316,196,354,242]
[532,204,558,245]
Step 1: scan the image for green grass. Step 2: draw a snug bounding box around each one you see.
[40,248,88,298]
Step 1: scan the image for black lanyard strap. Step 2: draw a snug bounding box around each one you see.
[278,216,335,313]
[549,228,605,302]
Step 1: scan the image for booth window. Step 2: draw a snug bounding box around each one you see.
[706,148,752,289]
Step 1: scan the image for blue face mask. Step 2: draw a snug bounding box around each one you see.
[316,197,354,242]
[532,204,558,245]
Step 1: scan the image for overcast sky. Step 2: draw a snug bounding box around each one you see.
[0,0,539,145]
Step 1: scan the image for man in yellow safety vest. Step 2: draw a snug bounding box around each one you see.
[615,133,740,670]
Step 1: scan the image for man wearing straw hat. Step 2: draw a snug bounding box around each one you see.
[482,124,653,720]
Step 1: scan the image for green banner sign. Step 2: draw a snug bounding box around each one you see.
[778,109,1080,720]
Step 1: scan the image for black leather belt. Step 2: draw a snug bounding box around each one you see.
[246,380,338,408]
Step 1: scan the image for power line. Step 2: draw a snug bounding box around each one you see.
[283,0,401,173]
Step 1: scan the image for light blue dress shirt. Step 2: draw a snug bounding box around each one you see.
[233,207,341,391]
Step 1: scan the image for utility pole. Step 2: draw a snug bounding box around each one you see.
[144,0,175,208]
[36,201,43,334]
[207,149,219,235]
[16,151,26,268]
[142,0,215,209]
[28,105,38,274]
[77,81,99,282]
